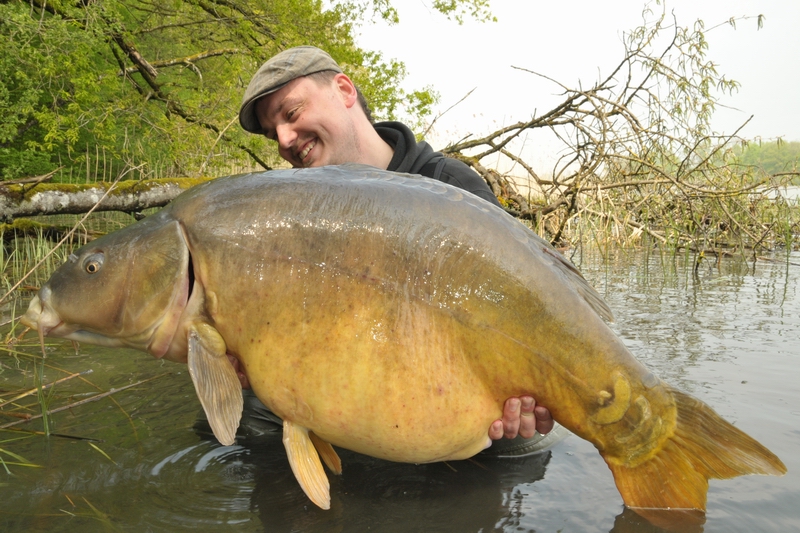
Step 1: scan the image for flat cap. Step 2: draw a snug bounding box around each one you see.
[239,46,342,133]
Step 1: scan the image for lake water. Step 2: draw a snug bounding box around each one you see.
[1,248,798,532]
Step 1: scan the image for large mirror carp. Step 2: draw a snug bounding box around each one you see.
[21,165,785,523]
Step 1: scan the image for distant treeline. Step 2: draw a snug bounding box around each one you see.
[734,141,800,179]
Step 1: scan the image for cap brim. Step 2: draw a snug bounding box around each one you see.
[238,82,288,134]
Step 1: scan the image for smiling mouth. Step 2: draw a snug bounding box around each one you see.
[298,139,316,165]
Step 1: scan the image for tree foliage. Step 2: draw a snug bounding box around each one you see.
[1,1,797,255]
[0,0,436,181]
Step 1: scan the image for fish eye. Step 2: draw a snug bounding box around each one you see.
[83,253,104,274]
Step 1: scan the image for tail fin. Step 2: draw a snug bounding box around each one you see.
[604,388,786,518]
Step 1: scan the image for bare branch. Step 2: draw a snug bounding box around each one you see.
[117,48,248,76]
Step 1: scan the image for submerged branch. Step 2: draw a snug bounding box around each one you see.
[0,373,170,430]
[0,370,93,409]
[582,207,668,244]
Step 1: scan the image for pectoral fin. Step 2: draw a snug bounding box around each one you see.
[187,322,243,446]
[283,420,331,510]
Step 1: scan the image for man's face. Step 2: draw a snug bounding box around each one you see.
[254,75,362,168]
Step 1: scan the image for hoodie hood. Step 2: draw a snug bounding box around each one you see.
[374,121,439,175]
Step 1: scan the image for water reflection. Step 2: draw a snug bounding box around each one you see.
[188,416,553,533]
[1,250,798,532]
[611,508,703,533]
[141,424,706,533]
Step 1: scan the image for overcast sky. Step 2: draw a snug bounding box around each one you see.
[355,0,799,172]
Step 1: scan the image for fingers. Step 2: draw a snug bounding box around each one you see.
[489,396,553,440]
[534,405,554,435]
[488,398,519,441]
[502,397,521,439]
[226,353,251,389]
[518,396,537,438]
[488,419,504,440]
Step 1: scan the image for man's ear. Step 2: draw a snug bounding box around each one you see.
[333,73,359,108]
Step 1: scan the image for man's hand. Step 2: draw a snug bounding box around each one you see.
[488,396,554,440]
[227,354,250,389]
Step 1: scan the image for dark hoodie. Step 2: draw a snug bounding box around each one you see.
[374,121,501,207]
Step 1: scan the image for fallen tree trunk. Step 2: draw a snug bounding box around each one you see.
[0,218,102,243]
[0,177,214,221]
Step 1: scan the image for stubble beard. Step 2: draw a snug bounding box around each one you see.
[326,121,364,167]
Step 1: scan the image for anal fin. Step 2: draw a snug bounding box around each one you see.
[283,420,331,510]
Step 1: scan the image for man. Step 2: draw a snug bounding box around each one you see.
[236,46,556,453]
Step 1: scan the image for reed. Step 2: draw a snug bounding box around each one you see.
[34,358,51,436]
[0,324,169,473]
[52,143,257,185]
[0,444,40,473]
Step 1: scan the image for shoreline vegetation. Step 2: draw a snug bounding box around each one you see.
[1,0,799,443]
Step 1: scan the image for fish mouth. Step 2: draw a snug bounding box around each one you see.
[21,291,131,347]
[20,290,65,337]
[19,295,43,331]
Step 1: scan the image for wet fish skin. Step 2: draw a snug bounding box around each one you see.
[20,165,786,520]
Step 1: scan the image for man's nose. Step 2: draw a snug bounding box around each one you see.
[276,123,297,149]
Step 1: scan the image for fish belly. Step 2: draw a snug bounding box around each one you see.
[202,219,631,463]
[232,295,502,463]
